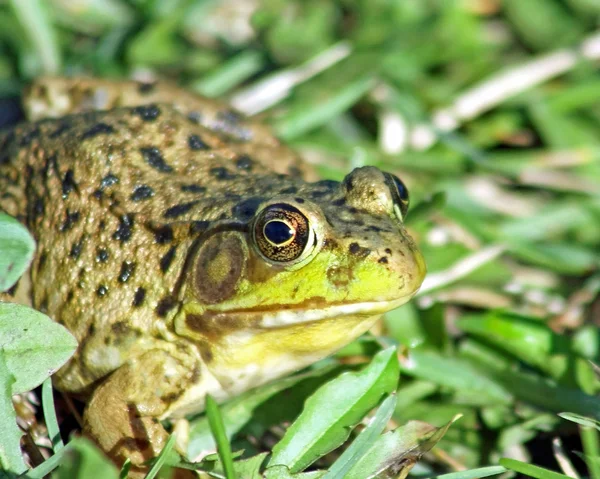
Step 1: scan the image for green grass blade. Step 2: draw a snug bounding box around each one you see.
[8,0,61,74]
[206,394,237,479]
[581,426,600,479]
[322,394,398,479]
[145,433,176,479]
[41,378,63,452]
[430,466,508,479]
[275,76,375,140]
[499,458,572,479]
[23,447,68,478]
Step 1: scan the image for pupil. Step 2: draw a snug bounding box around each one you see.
[392,176,408,201]
[264,221,294,244]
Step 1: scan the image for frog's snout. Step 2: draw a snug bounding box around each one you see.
[374,231,426,301]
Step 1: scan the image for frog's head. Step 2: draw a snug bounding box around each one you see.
[175,166,425,391]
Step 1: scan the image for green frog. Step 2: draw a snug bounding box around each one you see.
[0,77,426,474]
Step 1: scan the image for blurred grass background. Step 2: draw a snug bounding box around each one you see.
[1,0,600,476]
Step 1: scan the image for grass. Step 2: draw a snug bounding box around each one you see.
[0,0,599,477]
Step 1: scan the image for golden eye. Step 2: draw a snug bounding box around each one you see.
[253,203,314,263]
[384,173,410,220]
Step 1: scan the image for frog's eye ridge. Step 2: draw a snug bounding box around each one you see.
[384,173,410,220]
[253,203,314,263]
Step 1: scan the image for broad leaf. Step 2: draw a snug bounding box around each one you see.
[269,346,400,472]
[0,302,77,394]
[52,438,118,479]
[0,213,35,292]
[0,349,26,476]
[344,415,461,479]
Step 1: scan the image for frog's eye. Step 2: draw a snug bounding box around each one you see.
[384,173,410,221]
[253,203,315,264]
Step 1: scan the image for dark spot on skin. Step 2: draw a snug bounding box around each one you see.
[66,290,74,302]
[99,220,106,231]
[160,246,177,273]
[118,261,136,283]
[96,248,109,263]
[385,248,392,255]
[199,346,213,363]
[62,169,78,199]
[132,105,161,121]
[332,198,345,207]
[294,197,305,204]
[235,155,253,170]
[60,210,80,232]
[19,127,40,146]
[130,185,154,201]
[164,201,199,219]
[189,220,209,235]
[348,207,358,214]
[49,120,72,138]
[137,82,156,94]
[348,242,371,258]
[180,184,206,194]
[96,285,108,297]
[140,147,173,173]
[133,287,146,307]
[366,225,384,232]
[315,179,339,190]
[38,252,47,270]
[378,257,389,264]
[112,214,134,243]
[280,186,297,194]
[32,197,45,219]
[80,123,115,140]
[209,167,235,180]
[69,238,83,259]
[147,223,174,244]
[155,296,178,317]
[346,177,355,191]
[100,173,119,189]
[231,197,264,220]
[188,134,209,150]
[111,321,130,335]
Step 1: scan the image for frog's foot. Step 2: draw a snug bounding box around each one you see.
[83,349,199,477]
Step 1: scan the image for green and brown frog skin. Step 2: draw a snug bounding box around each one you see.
[0,77,426,474]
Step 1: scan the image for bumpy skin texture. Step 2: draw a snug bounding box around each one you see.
[0,77,426,473]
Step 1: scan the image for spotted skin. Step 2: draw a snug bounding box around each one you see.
[0,78,425,475]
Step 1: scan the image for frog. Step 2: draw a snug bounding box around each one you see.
[0,77,426,475]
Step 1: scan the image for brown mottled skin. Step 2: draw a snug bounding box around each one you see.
[0,77,425,475]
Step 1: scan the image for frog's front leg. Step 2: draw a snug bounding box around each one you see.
[83,347,201,475]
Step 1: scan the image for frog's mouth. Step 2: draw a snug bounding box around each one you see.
[255,296,414,328]
[206,295,415,329]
